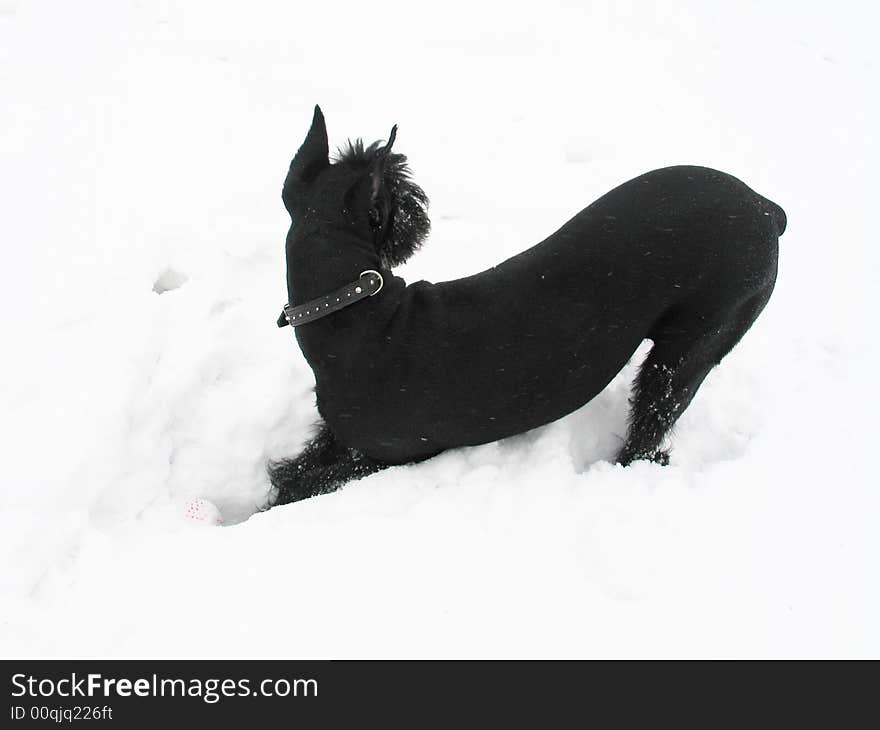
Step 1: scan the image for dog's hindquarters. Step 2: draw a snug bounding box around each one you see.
[617,205,780,465]
[617,288,773,465]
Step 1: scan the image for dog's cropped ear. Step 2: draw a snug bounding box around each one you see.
[369,124,398,202]
[289,105,329,183]
[368,125,430,268]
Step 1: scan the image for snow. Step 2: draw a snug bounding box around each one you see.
[2,0,878,658]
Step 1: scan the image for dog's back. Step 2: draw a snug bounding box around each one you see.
[310,165,784,464]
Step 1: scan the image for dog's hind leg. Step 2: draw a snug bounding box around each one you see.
[617,289,772,467]
[268,423,388,506]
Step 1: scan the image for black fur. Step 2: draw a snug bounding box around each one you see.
[268,106,786,506]
[334,138,430,268]
[268,424,384,506]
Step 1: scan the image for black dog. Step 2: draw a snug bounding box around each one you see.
[268,106,786,505]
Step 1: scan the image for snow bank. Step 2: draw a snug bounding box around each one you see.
[1,0,878,657]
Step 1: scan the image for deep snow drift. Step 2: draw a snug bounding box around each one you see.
[1,0,878,657]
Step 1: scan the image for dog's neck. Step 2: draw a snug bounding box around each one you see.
[286,225,382,306]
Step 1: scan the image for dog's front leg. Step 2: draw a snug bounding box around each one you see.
[267,423,387,506]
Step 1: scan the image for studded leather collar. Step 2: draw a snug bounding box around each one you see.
[277,270,384,328]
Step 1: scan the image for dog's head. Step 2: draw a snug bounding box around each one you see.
[282,105,430,269]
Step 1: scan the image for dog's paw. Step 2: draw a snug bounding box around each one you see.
[616,448,670,467]
[650,450,670,466]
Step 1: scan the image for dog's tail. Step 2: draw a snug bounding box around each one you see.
[768,200,787,236]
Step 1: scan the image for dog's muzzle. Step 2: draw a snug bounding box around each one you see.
[277,270,384,328]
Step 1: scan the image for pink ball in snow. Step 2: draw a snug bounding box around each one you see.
[184,498,223,526]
